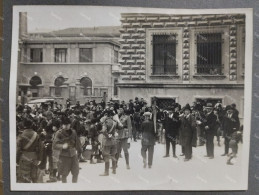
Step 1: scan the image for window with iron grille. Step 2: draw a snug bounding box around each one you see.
[30,48,43,62]
[79,48,93,62]
[29,76,42,97]
[55,48,67,62]
[80,77,92,96]
[196,33,222,75]
[152,35,177,75]
[114,78,118,96]
[54,76,65,96]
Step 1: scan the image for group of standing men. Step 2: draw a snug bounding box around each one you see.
[16,97,243,183]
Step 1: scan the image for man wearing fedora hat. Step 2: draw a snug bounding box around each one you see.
[141,112,157,168]
[179,104,197,161]
[221,105,240,156]
[203,103,217,159]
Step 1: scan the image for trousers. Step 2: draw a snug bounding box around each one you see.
[141,145,154,166]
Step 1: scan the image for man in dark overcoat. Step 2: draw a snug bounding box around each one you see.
[179,104,197,161]
[203,103,217,159]
[221,105,240,156]
[163,107,181,158]
[141,112,157,168]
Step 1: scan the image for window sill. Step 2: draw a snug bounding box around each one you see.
[193,75,226,79]
[150,74,180,79]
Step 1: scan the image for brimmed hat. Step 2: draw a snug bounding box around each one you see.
[183,104,191,111]
[225,105,233,111]
[62,116,71,125]
[205,103,213,109]
[143,112,152,117]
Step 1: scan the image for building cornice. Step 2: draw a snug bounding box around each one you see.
[116,83,244,89]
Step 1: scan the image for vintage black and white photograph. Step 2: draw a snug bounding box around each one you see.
[10,6,252,191]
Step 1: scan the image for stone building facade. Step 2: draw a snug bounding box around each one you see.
[117,13,245,120]
[17,14,121,105]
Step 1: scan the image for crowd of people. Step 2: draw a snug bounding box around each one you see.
[16,97,243,183]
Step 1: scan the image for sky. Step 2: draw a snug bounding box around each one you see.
[24,6,248,33]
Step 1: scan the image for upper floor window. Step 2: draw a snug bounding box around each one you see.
[196,33,222,75]
[152,35,177,75]
[79,48,93,62]
[30,48,43,62]
[55,48,67,62]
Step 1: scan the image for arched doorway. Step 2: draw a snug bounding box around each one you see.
[54,76,65,96]
[29,76,42,97]
[80,77,92,96]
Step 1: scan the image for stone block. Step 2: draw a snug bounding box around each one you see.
[234,18,245,24]
[121,54,131,59]
[223,19,233,25]
[146,17,158,22]
[137,59,145,64]
[119,59,126,64]
[182,16,191,21]
[127,17,136,22]
[119,28,126,33]
[132,23,141,27]
[171,16,180,21]
[121,75,131,80]
[187,21,196,26]
[136,39,145,44]
[132,54,141,59]
[119,49,126,54]
[159,16,170,21]
[121,44,131,49]
[131,65,141,70]
[209,20,222,25]
[153,22,164,27]
[203,15,216,20]
[197,21,209,26]
[127,39,135,44]
[137,17,146,22]
[136,49,145,54]
[131,75,141,80]
[127,28,135,33]
[177,22,186,27]
[122,23,131,28]
[136,70,145,75]
[126,70,136,75]
[132,34,140,39]
[165,22,176,27]
[132,44,141,49]
[121,65,130,70]
[118,39,126,43]
[126,59,135,64]
[136,28,145,33]
[142,23,152,27]
[126,49,135,54]
[121,34,131,39]
[192,15,202,20]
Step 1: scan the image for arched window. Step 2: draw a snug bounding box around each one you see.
[54,76,65,96]
[80,77,92,96]
[29,76,42,87]
[29,76,42,97]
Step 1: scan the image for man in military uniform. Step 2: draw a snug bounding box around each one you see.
[52,116,81,183]
[115,108,132,170]
[17,118,44,183]
[99,111,118,176]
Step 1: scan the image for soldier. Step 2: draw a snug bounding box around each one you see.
[116,108,132,170]
[99,111,118,176]
[17,118,44,183]
[141,112,157,168]
[52,116,81,183]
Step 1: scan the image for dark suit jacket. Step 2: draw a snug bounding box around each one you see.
[204,112,217,135]
[141,120,156,145]
[163,113,181,137]
[222,114,240,137]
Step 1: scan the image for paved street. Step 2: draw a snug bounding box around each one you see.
[50,137,244,191]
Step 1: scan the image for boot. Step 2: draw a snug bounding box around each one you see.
[100,162,109,176]
[125,153,129,167]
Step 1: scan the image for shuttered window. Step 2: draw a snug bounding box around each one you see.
[79,48,93,62]
[152,35,177,75]
[30,48,43,62]
[196,33,222,75]
[55,48,67,62]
